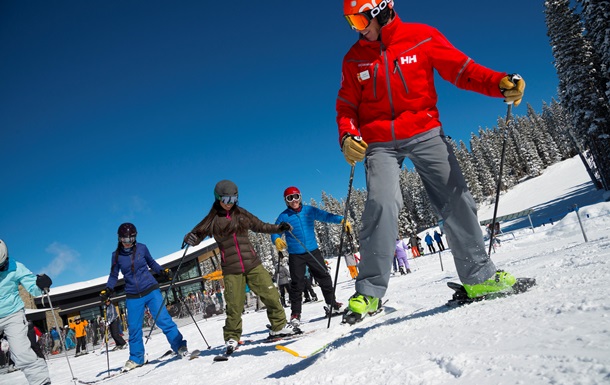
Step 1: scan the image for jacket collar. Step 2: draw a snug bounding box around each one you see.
[358,13,401,48]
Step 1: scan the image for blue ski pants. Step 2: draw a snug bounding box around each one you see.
[126,289,186,364]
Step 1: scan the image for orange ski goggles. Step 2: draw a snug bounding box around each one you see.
[344,12,373,31]
[344,0,393,31]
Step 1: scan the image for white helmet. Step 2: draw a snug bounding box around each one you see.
[0,239,8,270]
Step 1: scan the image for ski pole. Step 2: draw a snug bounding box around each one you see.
[276,251,283,284]
[438,250,444,271]
[287,229,331,275]
[177,295,211,349]
[43,289,77,384]
[145,245,191,345]
[488,103,512,257]
[102,305,110,378]
[327,164,356,329]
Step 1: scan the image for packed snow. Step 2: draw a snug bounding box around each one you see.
[3,156,609,385]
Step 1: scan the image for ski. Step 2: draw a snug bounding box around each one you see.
[188,349,201,360]
[276,305,397,359]
[213,331,314,362]
[76,348,187,384]
[446,277,537,307]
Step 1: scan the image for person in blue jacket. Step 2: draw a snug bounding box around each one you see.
[424,232,436,254]
[272,187,351,323]
[101,223,187,372]
[0,239,52,385]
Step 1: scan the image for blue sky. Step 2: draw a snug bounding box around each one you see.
[1,1,559,287]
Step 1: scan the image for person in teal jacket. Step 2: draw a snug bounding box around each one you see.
[0,239,52,385]
[272,186,351,323]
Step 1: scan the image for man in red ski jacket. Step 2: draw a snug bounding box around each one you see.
[337,0,526,320]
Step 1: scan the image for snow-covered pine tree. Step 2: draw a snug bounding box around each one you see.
[526,103,562,167]
[576,0,610,101]
[541,100,577,160]
[545,0,610,190]
[469,132,496,198]
[457,140,484,203]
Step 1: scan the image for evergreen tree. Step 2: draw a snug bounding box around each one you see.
[526,103,562,166]
[470,132,496,198]
[576,0,610,101]
[457,140,484,203]
[545,0,610,189]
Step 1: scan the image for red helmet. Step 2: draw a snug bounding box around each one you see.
[344,0,394,30]
[283,186,300,199]
[283,186,302,206]
[344,0,393,14]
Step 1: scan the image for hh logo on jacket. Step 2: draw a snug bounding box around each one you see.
[400,55,417,64]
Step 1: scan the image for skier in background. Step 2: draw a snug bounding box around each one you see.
[337,0,526,321]
[68,317,88,357]
[302,266,319,303]
[433,230,445,251]
[276,258,291,308]
[424,232,436,254]
[50,327,61,354]
[104,299,127,350]
[409,233,421,258]
[26,321,45,360]
[394,238,412,275]
[0,239,52,385]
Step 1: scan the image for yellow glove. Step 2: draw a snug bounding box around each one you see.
[499,74,526,107]
[341,135,368,165]
[342,219,352,233]
[275,238,287,251]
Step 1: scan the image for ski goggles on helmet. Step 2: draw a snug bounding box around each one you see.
[119,236,136,245]
[344,0,392,31]
[345,11,374,31]
[285,193,301,203]
[217,195,238,205]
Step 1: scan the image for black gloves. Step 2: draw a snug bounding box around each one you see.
[36,274,52,291]
[159,268,172,282]
[184,232,200,247]
[100,287,113,302]
[278,222,292,232]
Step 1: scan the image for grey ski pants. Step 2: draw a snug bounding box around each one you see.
[0,309,50,385]
[356,132,497,298]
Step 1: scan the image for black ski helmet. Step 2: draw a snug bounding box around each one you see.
[118,223,137,237]
[214,180,238,200]
[117,223,137,244]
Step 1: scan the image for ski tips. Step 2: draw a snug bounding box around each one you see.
[275,345,306,358]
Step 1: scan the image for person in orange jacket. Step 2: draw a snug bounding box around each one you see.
[68,317,88,357]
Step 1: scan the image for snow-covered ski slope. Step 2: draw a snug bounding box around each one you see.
[4,156,609,385]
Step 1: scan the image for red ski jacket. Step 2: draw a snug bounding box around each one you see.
[336,14,506,145]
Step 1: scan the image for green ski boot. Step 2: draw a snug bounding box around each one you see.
[462,270,517,299]
[343,293,380,325]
